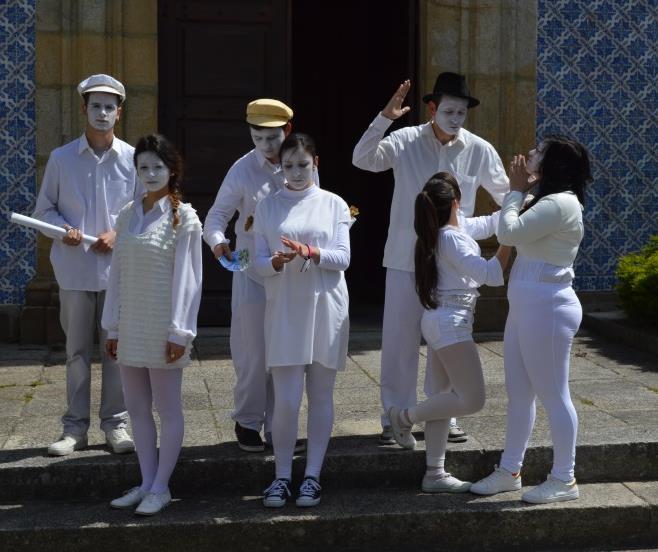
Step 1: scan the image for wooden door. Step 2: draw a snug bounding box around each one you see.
[158,0,289,325]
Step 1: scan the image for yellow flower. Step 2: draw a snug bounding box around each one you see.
[349,205,360,218]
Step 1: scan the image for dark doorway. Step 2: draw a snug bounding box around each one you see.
[158,0,419,326]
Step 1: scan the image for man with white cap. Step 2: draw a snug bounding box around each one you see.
[204,99,314,453]
[353,72,509,447]
[33,74,139,456]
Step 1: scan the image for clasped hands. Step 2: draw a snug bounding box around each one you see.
[271,236,314,271]
[106,339,185,364]
[509,155,537,194]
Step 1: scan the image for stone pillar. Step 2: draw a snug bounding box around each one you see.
[420,0,537,330]
[21,0,158,344]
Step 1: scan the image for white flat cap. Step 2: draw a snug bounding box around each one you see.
[77,74,126,101]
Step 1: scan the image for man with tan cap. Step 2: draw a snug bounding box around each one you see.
[33,73,139,456]
[204,99,315,452]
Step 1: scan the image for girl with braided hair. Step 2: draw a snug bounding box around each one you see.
[102,134,203,515]
[388,172,511,493]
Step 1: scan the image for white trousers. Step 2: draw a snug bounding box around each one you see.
[380,268,424,427]
[59,289,128,435]
[271,363,337,480]
[230,271,273,432]
[500,261,582,481]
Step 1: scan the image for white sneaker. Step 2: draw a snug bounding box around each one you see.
[522,475,579,504]
[135,489,172,516]
[110,486,147,509]
[470,465,522,495]
[387,406,416,450]
[422,473,472,493]
[47,433,87,456]
[105,428,135,454]
[448,419,468,443]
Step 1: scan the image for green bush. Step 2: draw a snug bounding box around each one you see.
[615,235,658,323]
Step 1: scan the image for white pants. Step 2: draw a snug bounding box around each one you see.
[410,341,485,468]
[59,289,127,435]
[500,258,582,481]
[380,268,424,427]
[271,363,337,480]
[230,272,274,432]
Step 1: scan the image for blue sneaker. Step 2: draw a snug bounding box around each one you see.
[296,476,322,507]
[263,478,291,508]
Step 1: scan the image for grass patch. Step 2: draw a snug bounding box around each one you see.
[648,386,658,394]
[0,383,18,389]
[579,397,595,406]
[22,392,34,404]
[29,379,46,388]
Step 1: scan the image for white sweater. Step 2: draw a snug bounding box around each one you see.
[498,191,583,267]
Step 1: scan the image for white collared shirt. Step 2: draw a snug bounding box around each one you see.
[102,195,203,346]
[203,148,320,285]
[352,113,509,272]
[32,133,139,290]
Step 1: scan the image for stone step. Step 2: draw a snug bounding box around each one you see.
[1,481,657,551]
[2,434,657,501]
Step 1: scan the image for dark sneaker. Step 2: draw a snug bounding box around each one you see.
[264,432,306,454]
[263,478,291,508]
[296,476,322,507]
[235,422,264,452]
[379,425,396,445]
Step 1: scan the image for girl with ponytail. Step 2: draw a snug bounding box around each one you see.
[389,172,511,493]
[102,134,203,515]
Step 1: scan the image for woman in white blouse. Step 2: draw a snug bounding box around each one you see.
[102,134,203,515]
[471,135,592,504]
[253,133,351,508]
[388,172,511,493]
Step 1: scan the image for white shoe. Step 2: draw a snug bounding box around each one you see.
[448,419,468,443]
[470,465,522,495]
[522,475,579,504]
[105,428,135,454]
[48,433,87,456]
[422,473,472,493]
[110,486,147,509]
[387,406,416,450]
[135,489,172,516]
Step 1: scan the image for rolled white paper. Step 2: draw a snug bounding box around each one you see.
[10,212,98,246]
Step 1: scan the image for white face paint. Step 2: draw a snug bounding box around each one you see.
[526,142,545,175]
[250,127,286,162]
[136,151,171,192]
[85,92,120,131]
[282,147,315,190]
[433,95,468,137]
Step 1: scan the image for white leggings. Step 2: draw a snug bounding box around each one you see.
[120,365,184,494]
[500,274,582,481]
[271,363,337,480]
[408,341,485,468]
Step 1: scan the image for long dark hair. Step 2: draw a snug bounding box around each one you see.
[414,172,461,309]
[524,135,592,212]
[134,134,184,227]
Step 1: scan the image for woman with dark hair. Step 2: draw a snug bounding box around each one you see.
[102,134,203,515]
[253,132,351,508]
[471,136,592,503]
[388,172,511,492]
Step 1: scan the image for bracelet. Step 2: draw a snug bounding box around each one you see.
[305,243,312,260]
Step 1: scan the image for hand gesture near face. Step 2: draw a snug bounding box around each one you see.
[509,155,535,193]
[382,80,412,121]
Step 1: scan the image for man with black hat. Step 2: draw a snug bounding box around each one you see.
[204,99,314,453]
[33,74,139,456]
[352,72,509,447]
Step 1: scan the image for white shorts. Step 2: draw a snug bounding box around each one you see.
[421,306,474,351]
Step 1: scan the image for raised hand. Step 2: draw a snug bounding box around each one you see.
[509,155,534,193]
[382,80,412,121]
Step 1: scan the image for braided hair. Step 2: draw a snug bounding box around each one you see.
[414,172,461,309]
[134,134,184,228]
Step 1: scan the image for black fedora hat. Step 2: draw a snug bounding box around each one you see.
[422,72,480,108]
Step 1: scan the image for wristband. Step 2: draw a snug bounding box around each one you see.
[305,243,312,260]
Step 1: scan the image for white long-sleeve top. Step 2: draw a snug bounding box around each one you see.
[101,195,203,347]
[352,113,509,272]
[32,134,140,291]
[203,148,320,286]
[498,191,583,267]
[436,212,504,296]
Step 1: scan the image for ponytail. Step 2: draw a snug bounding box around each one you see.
[413,172,461,309]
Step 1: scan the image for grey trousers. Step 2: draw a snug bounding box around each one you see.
[59,289,128,435]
